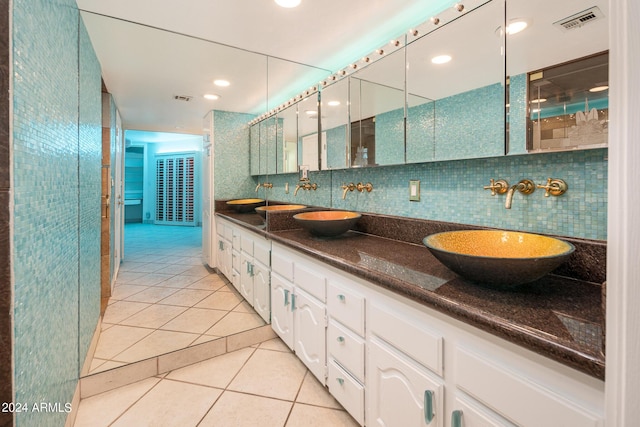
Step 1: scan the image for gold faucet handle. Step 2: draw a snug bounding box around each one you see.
[537,178,568,197]
[357,182,373,192]
[483,179,509,196]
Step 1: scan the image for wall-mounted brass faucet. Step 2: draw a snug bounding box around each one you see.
[255,182,273,192]
[294,180,318,196]
[341,182,356,199]
[537,178,568,197]
[505,179,535,209]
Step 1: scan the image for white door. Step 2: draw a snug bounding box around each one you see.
[293,288,326,385]
[271,274,294,349]
[367,337,444,427]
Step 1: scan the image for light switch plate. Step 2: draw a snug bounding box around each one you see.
[409,180,420,201]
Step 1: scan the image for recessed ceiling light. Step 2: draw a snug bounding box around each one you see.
[530,98,547,103]
[589,85,609,92]
[327,101,341,106]
[305,110,317,115]
[506,20,528,35]
[204,94,220,100]
[275,0,301,7]
[214,79,230,87]
[431,55,452,64]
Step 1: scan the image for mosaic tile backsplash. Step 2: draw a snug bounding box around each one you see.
[256,148,607,241]
[12,1,102,426]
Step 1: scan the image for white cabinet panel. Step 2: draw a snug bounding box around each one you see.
[455,347,602,427]
[369,302,444,377]
[240,252,254,303]
[294,288,327,384]
[327,319,365,382]
[295,262,326,302]
[368,337,444,427]
[253,260,270,323]
[271,273,294,349]
[328,359,364,426]
[272,250,294,281]
[327,280,365,336]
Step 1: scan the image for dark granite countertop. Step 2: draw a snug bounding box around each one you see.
[215,208,605,380]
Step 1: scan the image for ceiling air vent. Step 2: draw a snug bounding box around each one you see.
[173,95,193,102]
[553,6,604,32]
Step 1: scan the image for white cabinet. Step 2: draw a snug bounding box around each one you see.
[271,243,327,385]
[269,241,605,427]
[215,217,271,322]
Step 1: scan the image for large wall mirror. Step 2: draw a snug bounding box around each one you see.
[320,78,350,170]
[349,43,406,167]
[276,102,298,174]
[506,0,609,154]
[407,0,506,162]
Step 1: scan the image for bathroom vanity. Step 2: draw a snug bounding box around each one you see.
[215,207,605,427]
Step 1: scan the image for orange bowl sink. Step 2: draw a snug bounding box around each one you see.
[226,198,265,213]
[255,204,307,218]
[293,210,361,237]
[423,230,575,288]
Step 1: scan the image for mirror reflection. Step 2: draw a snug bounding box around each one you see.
[407,0,506,161]
[276,103,298,174]
[350,46,406,167]
[297,92,322,172]
[320,78,350,170]
[506,0,609,154]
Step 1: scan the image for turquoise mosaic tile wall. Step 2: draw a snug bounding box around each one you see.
[260,148,607,240]
[78,19,102,372]
[213,110,257,198]
[12,1,102,425]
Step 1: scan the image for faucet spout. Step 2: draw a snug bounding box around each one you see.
[504,179,535,209]
[505,185,517,209]
[294,184,302,196]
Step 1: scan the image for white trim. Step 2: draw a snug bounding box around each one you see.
[605,0,640,425]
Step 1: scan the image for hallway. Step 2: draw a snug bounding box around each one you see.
[88,223,265,373]
[74,223,357,426]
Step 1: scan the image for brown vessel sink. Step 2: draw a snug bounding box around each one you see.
[423,230,575,288]
[293,210,361,237]
[226,198,265,213]
[255,204,307,218]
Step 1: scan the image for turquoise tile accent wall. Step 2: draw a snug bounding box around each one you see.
[13,1,102,425]
[78,19,102,371]
[261,148,607,240]
[213,110,257,198]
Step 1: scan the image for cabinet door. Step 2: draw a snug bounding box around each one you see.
[240,253,254,304]
[271,273,294,349]
[294,288,326,385]
[253,260,271,323]
[368,337,444,427]
[216,238,226,279]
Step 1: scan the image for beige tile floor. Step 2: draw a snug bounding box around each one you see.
[88,224,266,374]
[77,223,357,426]
[74,338,358,427]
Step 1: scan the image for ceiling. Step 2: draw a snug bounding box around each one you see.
[76,0,609,138]
[77,0,453,136]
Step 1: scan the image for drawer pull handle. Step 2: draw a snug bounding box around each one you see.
[336,377,345,386]
[284,289,290,306]
[291,294,296,311]
[337,336,345,343]
[424,390,434,424]
[451,410,462,427]
[219,241,224,250]
[337,294,346,302]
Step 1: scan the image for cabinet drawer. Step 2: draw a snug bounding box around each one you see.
[369,302,443,376]
[327,319,365,382]
[254,239,271,266]
[455,347,602,427]
[223,224,233,242]
[327,280,365,336]
[328,359,364,426]
[272,251,293,281]
[294,263,325,302]
[241,233,253,255]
